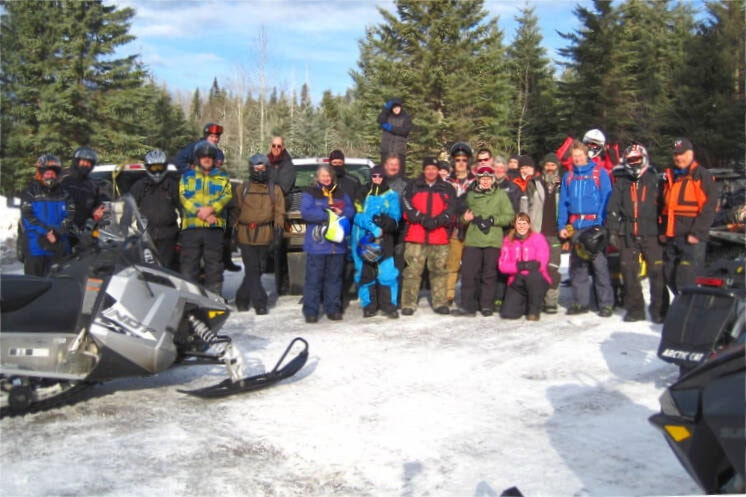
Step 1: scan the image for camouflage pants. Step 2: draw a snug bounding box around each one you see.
[401,242,449,310]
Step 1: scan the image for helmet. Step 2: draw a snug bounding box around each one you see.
[357,233,383,263]
[248,153,269,183]
[144,149,168,183]
[193,140,218,162]
[37,154,62,187]
[450,141,473,158]
[582,129,606,159]
[72,146,98,176]
[622,144,649,179]
[36,153,61,170]
[203,122,223,137]
[574,226,609,261]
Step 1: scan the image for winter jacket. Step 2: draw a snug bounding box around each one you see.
[461,185,515,248]
[21,181,74,257]
[378,105,413,159]
[129,174,181,240]
[60,169,102,229]
[498,231,552,286]
[267,149,296,196]
[179,167,233,230]
[401,176,457,245]
[557,162,612,231]
[333,168,364,210]
[352,182,401,269]
[522,175,561,235]
[662,162,719,239]
[174,139,225,175]
[301,182,354,255]
[606,167,663,238]
[494,177,522,215]
[235,180,285,245]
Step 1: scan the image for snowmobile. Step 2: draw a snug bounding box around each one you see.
[649,339,745,494]
[0,195,309,417]
[656,258,744,375]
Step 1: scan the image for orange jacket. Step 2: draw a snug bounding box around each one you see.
[662,162,719,239]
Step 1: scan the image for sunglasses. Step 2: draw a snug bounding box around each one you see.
[271,144,283,149]
[371,173,383,178]
[206,124,223,135]
[477,157,491,162]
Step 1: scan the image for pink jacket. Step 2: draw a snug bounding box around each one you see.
[498,231,552,285]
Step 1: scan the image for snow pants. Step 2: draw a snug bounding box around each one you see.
[236,244,269,311]
[664,236,707,296]
[543,236,563,309]
[500,271,549,319]
[446,237,464,302]
[180,228,224,295]
[460,246,499,313]
[357,256,399,313]
[569,236,615,310]
[303,253,345,318]
[620,235,668,320]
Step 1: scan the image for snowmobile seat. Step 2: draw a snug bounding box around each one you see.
[0,275,53,313]
[0,274,83,333]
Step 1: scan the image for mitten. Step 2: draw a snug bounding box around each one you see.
[374,214,398,233]
[422,216,438,231]
[473,216,491,234]
[268,226,284,252]
[384,100,394,111]
[381,122,393,132]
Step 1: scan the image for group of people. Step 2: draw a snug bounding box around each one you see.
[299,116,720,327]
[21,105,721,328]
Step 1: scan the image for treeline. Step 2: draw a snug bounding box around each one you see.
[1,0,743,194]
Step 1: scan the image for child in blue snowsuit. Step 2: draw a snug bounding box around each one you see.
[352,166,402,319]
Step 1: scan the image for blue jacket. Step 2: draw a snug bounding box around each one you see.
[301,183,354,255]
[21,182,73,257]
[557,162,612,231]
[352,185,401,266]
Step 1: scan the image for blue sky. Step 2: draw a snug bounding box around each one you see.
[111,1,597,103]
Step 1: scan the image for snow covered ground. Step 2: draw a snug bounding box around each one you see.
[0,198,701,497]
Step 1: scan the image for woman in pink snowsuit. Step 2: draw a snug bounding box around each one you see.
[498,212,552,320]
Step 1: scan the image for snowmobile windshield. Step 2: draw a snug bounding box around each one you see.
[97,194,148,244]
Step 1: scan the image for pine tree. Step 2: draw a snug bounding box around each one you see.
[506,6,558,157]
[351,0,512,174]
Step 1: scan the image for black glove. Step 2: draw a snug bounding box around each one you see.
[374,214,398,233]
[408,210,424,225]
[473,216,493,235]
[421,216,438,231]
[268,226,284,252]
[517,260,540,271]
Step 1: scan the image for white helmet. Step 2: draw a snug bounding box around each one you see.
[583,129,606,159]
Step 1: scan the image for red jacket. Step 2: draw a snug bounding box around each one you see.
[402,176,457,245]
[498,231,552,286]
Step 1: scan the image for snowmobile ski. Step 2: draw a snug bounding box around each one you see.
[179,337,309,398]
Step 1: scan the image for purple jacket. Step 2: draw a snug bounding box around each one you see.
[498,231,552,285]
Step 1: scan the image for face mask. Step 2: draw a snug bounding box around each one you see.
[250,169,268,183]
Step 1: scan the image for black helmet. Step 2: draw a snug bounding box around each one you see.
[36,153,61,170]
[193,141,218,161]
[450,141,473,159]
[248,153,269,183]
[203,122,223,137]
[144,149,168,183]
[72,146,98,176]
[37,154,62,187]
[574,226,609,261]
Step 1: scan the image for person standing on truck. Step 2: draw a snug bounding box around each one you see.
[378,97,413,174]
[661,138,720,295]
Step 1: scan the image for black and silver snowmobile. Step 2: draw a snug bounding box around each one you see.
[0,195,308,416]
[649,339,745,494]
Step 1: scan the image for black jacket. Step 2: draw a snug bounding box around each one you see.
[606,167,663,238]
[60,169,102,229]
[129,174,181,240]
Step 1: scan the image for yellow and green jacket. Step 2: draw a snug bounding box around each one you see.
[179,167,233,230]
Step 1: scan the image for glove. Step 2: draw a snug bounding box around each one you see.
[384,100,394,111]
[408,210,425,224]
[517,260,540,271]
[330,200,345,212]
[268,226,283,252]
[422,216,439,231]
[381,122,393,132]
[473,216,492,235]
[374,214,398,233]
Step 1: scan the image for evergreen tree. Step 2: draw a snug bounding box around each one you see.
[351,0,512,175]
[506,5,557,157]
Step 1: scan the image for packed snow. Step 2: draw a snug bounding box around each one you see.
[0,197,701,497]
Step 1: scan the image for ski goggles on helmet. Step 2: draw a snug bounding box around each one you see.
[205,124,223,135]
